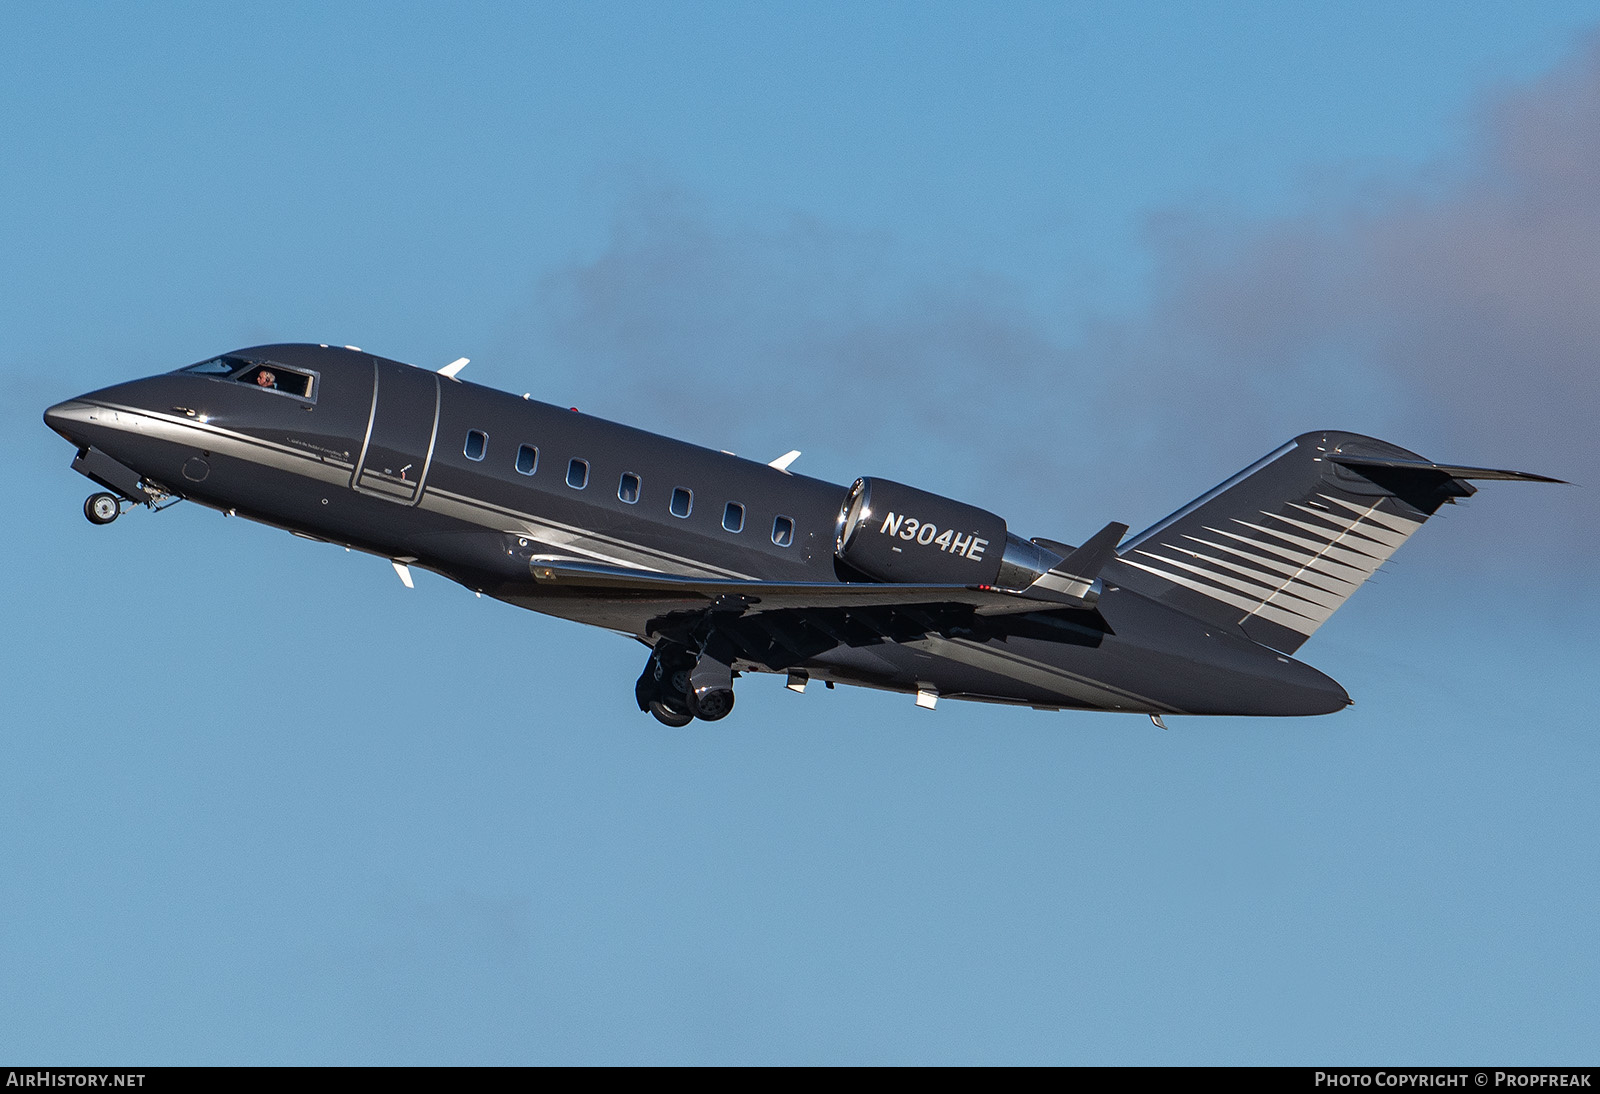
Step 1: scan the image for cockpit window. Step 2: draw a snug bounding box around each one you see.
[179,356,315,399]
[236,364,313,398]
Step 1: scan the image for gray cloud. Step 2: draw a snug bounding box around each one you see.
[1104,38,1600,573]
[526,187,1079,512]
[527,40,1600,577]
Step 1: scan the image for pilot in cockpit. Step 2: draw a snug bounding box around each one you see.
[255,369,277,390]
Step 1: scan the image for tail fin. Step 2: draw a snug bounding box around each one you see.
[1108,431,1561,654]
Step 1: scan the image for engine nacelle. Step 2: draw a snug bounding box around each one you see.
[835,477,1009,585]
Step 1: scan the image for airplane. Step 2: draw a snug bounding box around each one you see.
[43,343,1562,727]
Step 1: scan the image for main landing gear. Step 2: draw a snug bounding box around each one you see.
[635,637,738,726]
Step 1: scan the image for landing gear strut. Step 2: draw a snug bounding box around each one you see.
[84,492,122,525]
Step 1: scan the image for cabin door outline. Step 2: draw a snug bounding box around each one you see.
[350,359,441,505]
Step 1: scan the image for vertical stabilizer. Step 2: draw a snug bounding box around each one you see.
[1108,431,1559,653]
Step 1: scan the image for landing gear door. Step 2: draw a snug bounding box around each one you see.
[351,359,440,505]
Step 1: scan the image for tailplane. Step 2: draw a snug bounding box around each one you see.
[1108,431,1561,654]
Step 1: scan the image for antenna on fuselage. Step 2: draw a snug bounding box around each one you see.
[768,450,801,473]
[438,357,469,380]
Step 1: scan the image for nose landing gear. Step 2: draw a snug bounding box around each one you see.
[84,492,123,525]
[81,485,177,524]
[70,447,178,525]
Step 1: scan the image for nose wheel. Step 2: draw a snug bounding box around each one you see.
[84,492,122,525]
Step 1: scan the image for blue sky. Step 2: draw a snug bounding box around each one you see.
[2,2,1596,1064]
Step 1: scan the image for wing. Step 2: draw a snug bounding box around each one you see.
[500,559,1109,670]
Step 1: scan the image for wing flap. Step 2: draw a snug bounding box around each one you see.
[527,558,1025,613]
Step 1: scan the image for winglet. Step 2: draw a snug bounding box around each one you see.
[438,357,469,380]
[1023,521,1128,604]
[1057,521,1128,584]
[768,450,801,472]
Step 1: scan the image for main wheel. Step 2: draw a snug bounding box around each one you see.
[668,667,691,697]
[84,492,121,525]
[648,700,694,728]
[686,686,735,722]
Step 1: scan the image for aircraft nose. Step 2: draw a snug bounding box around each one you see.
[43,399,77,440]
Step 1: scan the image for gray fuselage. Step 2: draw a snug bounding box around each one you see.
[44,343,1354,720]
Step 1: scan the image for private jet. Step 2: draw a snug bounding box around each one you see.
[43,344,1560,726]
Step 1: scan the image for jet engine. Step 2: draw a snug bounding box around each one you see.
[834,477,1104,598]
[835,477,1011,584]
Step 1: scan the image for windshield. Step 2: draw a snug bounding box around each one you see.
[180,355,249,377]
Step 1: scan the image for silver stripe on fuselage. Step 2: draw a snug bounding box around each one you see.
[71,399,756,580]
[58,401,356,485]
[420,486,755,579]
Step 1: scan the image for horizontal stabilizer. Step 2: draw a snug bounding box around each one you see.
[1330,455,1565,484]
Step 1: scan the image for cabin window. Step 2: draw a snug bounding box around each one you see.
[618,472,641,504]
[566,458,589,489]
[516,444,538,475]
[464,430,487,461]
[772,515,794,547]
[670,487,693,518]
[722,502,745,533]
